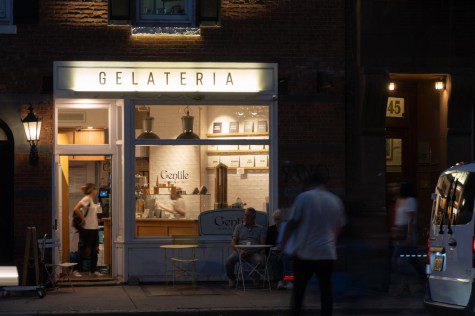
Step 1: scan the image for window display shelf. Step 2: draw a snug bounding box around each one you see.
[206,166,269,170]
[206,132,269,138]
[207,149,269,155]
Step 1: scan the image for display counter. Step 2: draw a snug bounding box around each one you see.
[136,219,199,237]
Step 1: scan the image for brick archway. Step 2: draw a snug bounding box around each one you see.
[0,120,14,264]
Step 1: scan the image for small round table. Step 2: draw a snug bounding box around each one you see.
[233,244,273,291]
[160,244,199,286]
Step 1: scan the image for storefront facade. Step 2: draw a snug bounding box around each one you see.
[53,61,278,282]
[0,0,346,286]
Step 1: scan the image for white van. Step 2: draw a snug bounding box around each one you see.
[425,163,475,313]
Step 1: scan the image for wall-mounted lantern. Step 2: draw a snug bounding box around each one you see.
[388,82,396,91]
[435,81,445,90]
[21,104,42,165]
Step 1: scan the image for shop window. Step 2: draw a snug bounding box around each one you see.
[57,108,109,145]
[134,105,271,237]
[109,0,220,27]
[0,0,15,34]
[138,0,193,24]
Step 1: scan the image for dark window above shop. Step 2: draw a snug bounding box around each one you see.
[109,0,220,35]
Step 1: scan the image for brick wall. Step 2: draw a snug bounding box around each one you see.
[0,0,346,261]
[13,101,54,264]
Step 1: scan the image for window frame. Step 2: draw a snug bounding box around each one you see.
[126,100,277,241]
[55,100,118,156]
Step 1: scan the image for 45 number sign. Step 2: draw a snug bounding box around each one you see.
[386,97,405,118]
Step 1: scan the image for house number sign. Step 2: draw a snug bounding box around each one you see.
[386,97,405,118]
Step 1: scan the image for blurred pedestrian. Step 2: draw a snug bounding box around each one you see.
[266,209,292,289]
[282,171,346,316]
[392,182,417,247]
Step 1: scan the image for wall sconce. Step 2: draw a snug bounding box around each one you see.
[21,104,42,165]
[388,82,395,91]
[435,81,445,90]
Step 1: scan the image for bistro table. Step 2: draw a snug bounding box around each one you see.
[160,244,199,286]
[234,244,273,291]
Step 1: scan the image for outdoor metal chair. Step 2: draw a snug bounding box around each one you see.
[38,234,77,291]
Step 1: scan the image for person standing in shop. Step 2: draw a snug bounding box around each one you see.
[72,183,104,277]
[282,172,346,316]
[157,189,187,218]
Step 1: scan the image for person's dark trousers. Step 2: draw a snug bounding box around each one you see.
[291,257,335,316]
[80,229,99,272]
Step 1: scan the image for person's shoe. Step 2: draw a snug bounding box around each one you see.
[277,280,285,290]
[73,271,82,277]
[93,271,104,277]
[228,279,236,288]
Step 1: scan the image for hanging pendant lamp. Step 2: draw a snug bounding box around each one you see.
[177,107,199,140]
[137,114,160,139]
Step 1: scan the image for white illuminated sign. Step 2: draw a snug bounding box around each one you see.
[54,62,276,94]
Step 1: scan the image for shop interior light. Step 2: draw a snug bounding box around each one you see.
[388,82,395,91]
[21,104,42,165]
[435,81,445,90]
[137,114,160,139]
[177,106,200,140]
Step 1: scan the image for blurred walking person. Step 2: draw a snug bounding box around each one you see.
[282,171,346,316]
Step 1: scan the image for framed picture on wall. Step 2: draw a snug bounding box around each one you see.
[213,122,222,133]
[244,121,254,133]
[229,122,239,133]
[257,120,268,132]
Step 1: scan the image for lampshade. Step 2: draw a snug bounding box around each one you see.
[137,115,159,139]
[21,105,42,143]
[176,109,199,140]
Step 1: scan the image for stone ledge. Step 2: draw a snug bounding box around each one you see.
[132,26,200,36]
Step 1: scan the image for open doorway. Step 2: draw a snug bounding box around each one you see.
[0,121,14,265]
[385,74,449,244]
[58,155,113,281]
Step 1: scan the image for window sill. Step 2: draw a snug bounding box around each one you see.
[0,25,17,34]
[131,26,200,36]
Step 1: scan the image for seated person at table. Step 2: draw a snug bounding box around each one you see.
[226,207,266,287]
[266,209,292,289]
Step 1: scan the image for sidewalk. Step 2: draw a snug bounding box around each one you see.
[0,282,427,316]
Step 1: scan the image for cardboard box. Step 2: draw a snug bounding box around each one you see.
[239,155,255,167]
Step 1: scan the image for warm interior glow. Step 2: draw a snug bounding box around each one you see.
[435,81,445,90]
[388,82,395,91]
[23,120,42,141]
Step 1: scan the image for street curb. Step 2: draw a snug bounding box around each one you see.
[0,306,428,316]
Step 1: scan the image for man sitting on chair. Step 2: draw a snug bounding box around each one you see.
[226,207,266,287]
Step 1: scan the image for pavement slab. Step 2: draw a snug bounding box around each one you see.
[0,284,427,316]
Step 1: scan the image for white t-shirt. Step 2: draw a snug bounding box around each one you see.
[80,196,99,230]
[284,188,346,260]
[394,197,417,227]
